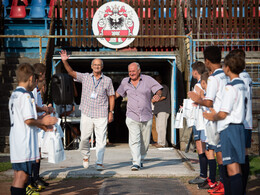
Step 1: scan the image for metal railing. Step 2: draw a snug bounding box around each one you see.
[0,34,193,64]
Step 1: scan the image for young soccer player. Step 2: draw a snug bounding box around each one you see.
[188,61,208,186]
[188,46,229,194]
[29,63,54,191]
[203,52,247,195]
[9,63,57,195]
[229,49,252,194]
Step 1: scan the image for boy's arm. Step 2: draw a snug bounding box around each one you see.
[188,91,213,107]
[203,108,228,121]
[25,115,58,131]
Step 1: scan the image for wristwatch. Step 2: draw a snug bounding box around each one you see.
[109,111,114,114]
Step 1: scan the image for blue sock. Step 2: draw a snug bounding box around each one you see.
[199,153,208,178]
[208,159,216,183]
[230,173,243,195]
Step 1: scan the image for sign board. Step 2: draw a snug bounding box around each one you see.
[92,1,140,49]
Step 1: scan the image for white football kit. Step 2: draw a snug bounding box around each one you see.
[218,78,247,132]
[9,87,40,163]
[239,70,253,130]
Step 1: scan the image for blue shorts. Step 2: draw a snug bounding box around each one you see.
[220,124,245,166]
[244,129,252,148]
[12,161,35,175]
[206,143,217,151]
[206,142,221,152]
[193,126,205,141]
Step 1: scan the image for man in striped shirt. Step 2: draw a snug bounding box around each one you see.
[60,50,115,171]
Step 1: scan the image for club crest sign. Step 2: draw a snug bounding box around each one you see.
[92,1,140,49]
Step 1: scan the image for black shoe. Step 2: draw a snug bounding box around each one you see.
[35,178,47,190]
[197,179,210,189]
[188,176,206,184]
[39,177,49,186]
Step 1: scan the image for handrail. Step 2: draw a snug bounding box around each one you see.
[0,35,192,63]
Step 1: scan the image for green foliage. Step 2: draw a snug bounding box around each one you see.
[249,155,260,176]
[0,162,12,172]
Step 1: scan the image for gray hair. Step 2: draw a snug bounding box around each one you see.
[128,62,140,70]
[91,58,103,67]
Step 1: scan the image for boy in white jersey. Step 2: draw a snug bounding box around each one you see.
[30,63,54,191]
[203,53,246,195]
[229,49,252,194]
[188,61,209,186]
[9,63,57,195]
[188,46,229,194]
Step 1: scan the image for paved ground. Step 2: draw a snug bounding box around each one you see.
[2,144,199,179]
[1,144,259,194]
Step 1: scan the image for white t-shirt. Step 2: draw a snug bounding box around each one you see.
[9,87,40,163]
[217,78,247,132]
[204,69,229,112]
[239,71,253,130]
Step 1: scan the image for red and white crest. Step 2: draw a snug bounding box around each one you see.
[92,2,140,49]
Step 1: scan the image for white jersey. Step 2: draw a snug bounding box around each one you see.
[32,86,45,147]
[239,70,253,129]
[217,78,246,132]
[9,87,40,163]
[204,68,229,112]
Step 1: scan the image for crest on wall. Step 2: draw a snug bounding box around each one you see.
[92,1,140,49]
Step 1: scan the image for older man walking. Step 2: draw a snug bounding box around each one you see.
[116,62,162,171]
[60,50,115,171]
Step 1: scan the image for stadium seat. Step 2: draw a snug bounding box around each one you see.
[30,5,46,18]
[10,6,26,18]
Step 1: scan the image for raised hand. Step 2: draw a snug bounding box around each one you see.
[59,50,70,61]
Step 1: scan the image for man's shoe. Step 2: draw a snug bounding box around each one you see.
[131,165,140,171]
[26,186,40,195]
[96,164,104,171]
[140,163,143,168]
[198,178,216,189]
[188,176,206,184]
[83,159,89,169]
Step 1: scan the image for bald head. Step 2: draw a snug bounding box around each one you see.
[128,62,141,81]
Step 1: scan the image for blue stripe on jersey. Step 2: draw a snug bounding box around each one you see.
[211,69,224,76]
[227,79,245,86]
[14,88,34,99]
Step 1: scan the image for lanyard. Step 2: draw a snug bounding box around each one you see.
[92,76,102,90]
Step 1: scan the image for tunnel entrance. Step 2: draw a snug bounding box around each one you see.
[53,52,184,146]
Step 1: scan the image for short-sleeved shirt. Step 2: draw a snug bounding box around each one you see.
[217,78,246,132]
[9,86,40,163]
[117,74,163,122]
[204,69,229,112]
[75,72,115,118]
[239,70,253,130]
[153,84,171,114]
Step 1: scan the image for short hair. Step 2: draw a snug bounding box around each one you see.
[128,62,140,70]
[229,49,246,60]
[16,63,35,83]
[201,71,209,83]
[91,58,103,67]
[191,61,206,75]
[224,53,245,75]
[33,63,46,76]
[203,46,221,64]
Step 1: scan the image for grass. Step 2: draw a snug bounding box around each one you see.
[249,155,260,176]
[0,162,12,172]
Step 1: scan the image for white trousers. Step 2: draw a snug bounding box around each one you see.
[126,117,152,166]
[155,112,169,146]
[79,113,107,165]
